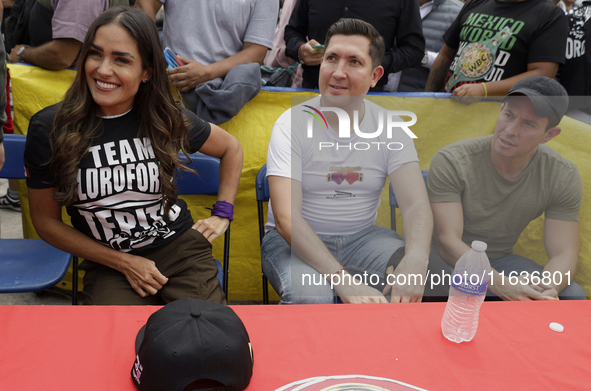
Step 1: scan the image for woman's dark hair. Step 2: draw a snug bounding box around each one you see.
[49,6,190,217]
[324,18,386,69]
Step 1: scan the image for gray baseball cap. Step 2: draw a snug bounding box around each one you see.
[505,76,569,128]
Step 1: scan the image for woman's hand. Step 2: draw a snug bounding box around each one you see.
[117,254,169,297]
[192,216,230,243]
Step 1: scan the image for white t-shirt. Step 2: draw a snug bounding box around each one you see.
[266,97,419,236]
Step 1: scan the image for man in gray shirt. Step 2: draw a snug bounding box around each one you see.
[137,0,278,122]
[428,76,586,300]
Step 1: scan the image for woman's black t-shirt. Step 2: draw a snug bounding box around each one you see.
[24,103,211,256]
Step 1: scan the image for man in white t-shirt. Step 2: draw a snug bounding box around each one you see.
[263,18,433,304]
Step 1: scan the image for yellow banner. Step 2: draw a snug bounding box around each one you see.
[9,63,591,300]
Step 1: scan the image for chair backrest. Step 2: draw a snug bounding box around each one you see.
[256,164,269,202]
[0,134,78,304]
[0,134,27,179]
[175,153,221,196]
[175,152,229,297]
[390,170,429,230]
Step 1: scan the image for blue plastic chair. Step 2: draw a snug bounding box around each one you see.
[0,134,78,304]
[389,170,429,231]
[255,165,271,304]
[176,152,229,298]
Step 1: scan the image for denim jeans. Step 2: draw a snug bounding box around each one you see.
[261,225,405,304]
[427,246,586,300]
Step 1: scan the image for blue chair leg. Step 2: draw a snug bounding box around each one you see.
[215,259,224,292]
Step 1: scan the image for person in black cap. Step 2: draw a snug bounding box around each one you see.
[427,75,586,300]
[132,297,253,391]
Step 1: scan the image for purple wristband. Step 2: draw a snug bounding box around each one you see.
[206,201,234,221]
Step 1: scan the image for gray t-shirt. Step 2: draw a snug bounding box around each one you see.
[48,0,128,43]
[160,0,277,65]
[427,135,582,259]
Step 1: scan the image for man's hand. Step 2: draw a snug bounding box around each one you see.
[334,279,388,304]
[383,255,427,303]
[167,56,212,92]
[491,271,559,301]
[298,39,324,66]
[9,44,29,63]
[192,216,230,243]
[118,254,169,297]
[528,281,559,300]
[451,83,486,105]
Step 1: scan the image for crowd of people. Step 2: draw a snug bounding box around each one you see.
[0,0,588,304]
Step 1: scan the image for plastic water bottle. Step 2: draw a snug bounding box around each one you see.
[441,240,491,343]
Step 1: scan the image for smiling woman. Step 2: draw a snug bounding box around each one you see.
[85,23,149,117]
[22,7,243,306]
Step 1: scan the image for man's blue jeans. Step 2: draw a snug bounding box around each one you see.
[261,225,405,304]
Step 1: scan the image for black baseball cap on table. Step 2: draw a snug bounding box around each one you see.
[132,298,253,391]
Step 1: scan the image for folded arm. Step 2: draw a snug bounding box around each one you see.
[136,0,268,90]
[169,42,268,92]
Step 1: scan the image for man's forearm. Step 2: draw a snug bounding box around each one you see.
[283,0,309,62]
[425,56,452,92]
[206,42,268,80]
[543,254,579,293]
[283,30,306,63]
[400,203,433,263]
[16,40,80,70]
[289,215,344,276]
[542,219,580,293]
[434,234,471,267]
[477,66,560,98]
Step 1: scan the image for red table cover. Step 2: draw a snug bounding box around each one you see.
[0,301,589,391]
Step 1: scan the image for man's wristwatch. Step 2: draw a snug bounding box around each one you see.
[16,46,27,63]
